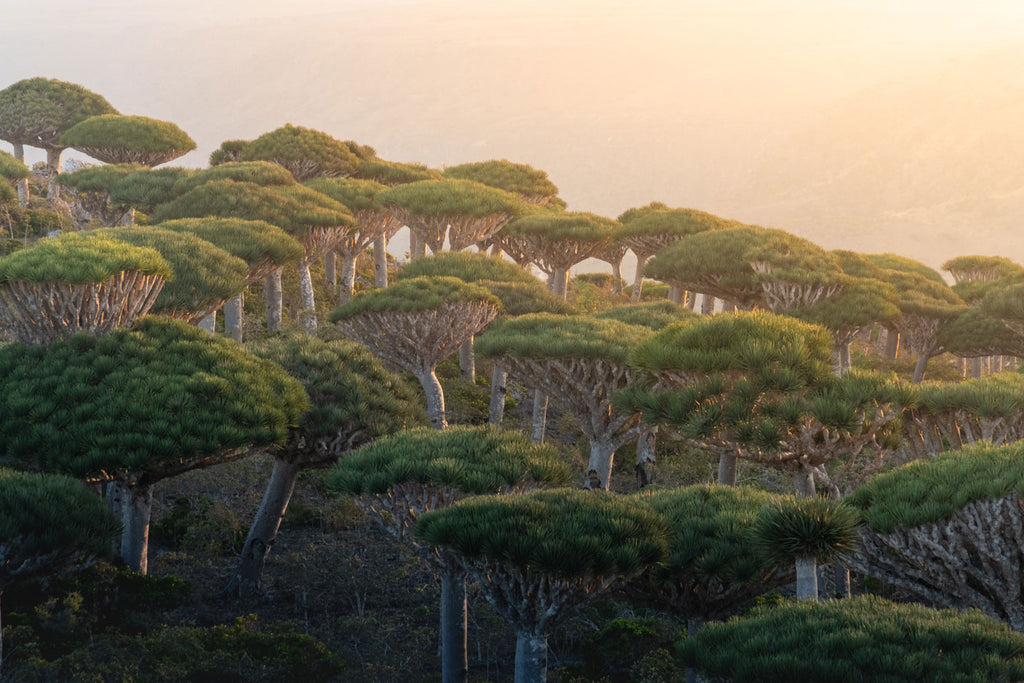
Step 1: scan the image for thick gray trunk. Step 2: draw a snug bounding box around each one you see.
[970,356,982,378]
[299,261,318,332]
[684,617,705,683]
[224,293,244,343]
[667,284,683,304]
[631,255,648,302]
[718,452,737,486]
[46,147,62,200]
[459,337,475,383]
[833,563,851,599]
[547,268,568,299]
[122,484,154,574]
[885,328,900,360]
[701,294,716,315]
[119,207,136,226]
[228,457,301,596]
[532,390,548,443]
[441,558,468,683]
[584,438,616,490]
[793,468,816,497]
[796,556,818,601]
[264,269,283,333]
[514,631,548,683]
[488,365,507,425]
[409,230,426,260]
[324,251,337,287]
[610,259,623,295]
[373,235,389,288]
[635,427,657,489]
[684,291,697,310]
[418,369,448,430]
[339,254,357,303]
[912,354,929,384]
[12,142,27,205]
[198,311,216,334]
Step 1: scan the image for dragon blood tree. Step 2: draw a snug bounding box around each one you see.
[0,149,30,209]
[86,226,250,326]
[0,469,121,677]
[0,317,307,573]
[224,335,426,595]
[617,203,736,303]
[621,311,906,494]
[476,313,652,490]
[152,178,355,331]
[442,159,561,207]
[57,163,148,226]
[328,276,501,430]
[304,177,403,301]
[60,114,196,167]
[330,426,571,683]
[379,178,525,258]
[155,217,303,341]
[0,232,170,344]
[416,489,667,683]
[848,441,1024,631]
[239,124,360,182]
[0,77,118,201]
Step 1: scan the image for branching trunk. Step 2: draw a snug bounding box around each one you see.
[912,354,930,384]
[374,235,389,288]
[418,369,448,430]
[339,254,358,303]
[584,438,617,490]
[532,390,548,443]
[264,268,283,333]
[793,468,816,497]
[324,251,337,287]
[514,631,548,683]
[610,259,623,295]
[489,365,507,425]
[441,556,468,683]
[635,427,657,489]
[795,556,818,601]
[701,294,716,315]
[631,255,648,302]
[224,293,244,343]
[46,147,62,200]
[122,483,154,574]
[547,268,568,299]
[459,337,475,383]
[299,260,318,332]
[198,310,216,334]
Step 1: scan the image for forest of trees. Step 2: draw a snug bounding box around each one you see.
[5,76,1024,682]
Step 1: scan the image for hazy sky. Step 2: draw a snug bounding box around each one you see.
[4,1,1024,270]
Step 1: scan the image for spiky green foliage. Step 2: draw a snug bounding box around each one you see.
[866,253,947,283]
[178,161,297,192]
[476,313,649,364]
[304,177,388,212]
[473,280,575,316]
[0,316,307,480]
[939,307,1024,357]
[60,115,195,166]
[155,218,303,270]
[783,275,901,337]
[754,495,860,564]
[0,150,29,180]
[633,485,791,619]
[248,335,427,453]
[415,488,667,578]
[240,124,360,182]
[0,78,117,149]
[87,227,249,319]
[0,232,171,284]
[379,178,525,218]
[395,251,537,286]
[208,139,249,166]
[848,442,1024,534]
[617,205,738,239]
[914,373,1024,424]
[329,276,499,318]
[595,301,697,330]
[678,595,1024,683]
[58,163,147,193]
[442,159,559,203]
[942,255,1023,284]
[0,180,14,205]
[357,158,441,185]
[887,270,964,319]
[831,249,887,279]
[0,469,120,585]
[983,281,1024,324]
[329,426,571,496]
[107,167,195,214]
[503,211,616,242]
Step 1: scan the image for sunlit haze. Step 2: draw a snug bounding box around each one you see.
[4,0,1024,274]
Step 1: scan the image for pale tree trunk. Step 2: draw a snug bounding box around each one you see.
[635,427,657,489]
[532,390,548,443]
[409,230,426,260]
[833,563,851,599]
[119,207,136,226]
[885,328,900,360]
[701,294,716,315]
[324,251,337,287]
[685,291,697,311]
[684,617,705,683]
[105,482,127,556]
[198,311,216,334]
[122,483,154,574]
[610,259,623,295]
[666,284,683,304]
[547,268,568,299]
[832,342,851,376]
[441,556,468,683]
[418,369,448,430]
[373,235,389,288]
[994,356,1004,373]
[793,468,816,497]
[488,365,507,425]
[227,457,301,596]
[339,254,358,303]
[224,293,244,343]
[264,268,283,333]
[795,556,818,601]
[459,337,475,383]
[631,255,648,302]
[970,356,982,378]
[718,452,737,486]
[46,147,62,200]
[584,438,616,490]
[299,260,318,332]
[514,631,548,683]
[12,142,27,205]
[912,354,929,384]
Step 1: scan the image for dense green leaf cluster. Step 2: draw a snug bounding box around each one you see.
[60,114,196,155]
[240,124,360,181]
[357,158,441,185]
[177,161,297,192]
[938,307,1024,357]
[754,495,860,564]
[0,232,171,284]
[379,178,525,218]
[942,254,1024,282]
[502,211,617,242]
[58,162,148,193]
[744,229,843,286]
[107,166,195,213]
[395,251,537,285]
[473,279,575,316]
[783,275,901,333]
[849,441,1024,533]
[329,425,571,495]
[476,313,650,363]
[328,276,499,318]
[885,270,965,319]
[595,301,696,330]
[617,205,738,238]
[441,159,558,199]
[0,469,119,584]
[248,335,427,448]
[87,226,249,315]
[208,139,249,166]
[0,77,117,149]
[415,488,667,578]
[0,316,308,479]
[865,253,947,284]
[679,594,1024,682]
[912,372,1024,420]
[155,217,303,268]
[0,149,30,180]
[831,249,887,279]
[983,281,1024,322]
[304,176,388,212]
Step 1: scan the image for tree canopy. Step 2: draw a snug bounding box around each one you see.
[239,124,360,181]
[0,78,117,150]
[442,159,559,205]
[60,114,196,167]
